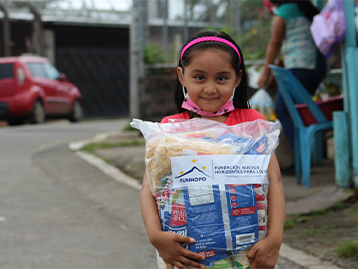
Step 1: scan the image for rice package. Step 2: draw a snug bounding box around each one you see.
[131,118,280,266]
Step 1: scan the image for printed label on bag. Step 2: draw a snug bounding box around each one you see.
[171,154,271,188]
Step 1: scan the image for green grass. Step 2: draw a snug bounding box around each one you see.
[336,241,358,257]
[284,219,295,229]
[310,208,329,216]
[309,201,348,216]
[80,140,145,152]
[331,201,348,211]
[303,229,323,235]
[296,216,308,223]
[122,122,137,132]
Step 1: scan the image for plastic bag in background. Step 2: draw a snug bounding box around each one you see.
[131,118,280,266]
[247,65,262,89]
[249,89,276,121]
[310,0,346,58]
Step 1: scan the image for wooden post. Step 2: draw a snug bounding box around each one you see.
[343,0,358,189]
[333,111,351,187]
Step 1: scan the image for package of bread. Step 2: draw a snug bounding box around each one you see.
[131,118,280,266]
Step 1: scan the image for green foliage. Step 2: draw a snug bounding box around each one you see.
[236,1,273,61]
[336,241,358,257]
[331,201,347,211]
[122,122,136,132]
[143,43,175,75]
[144,43,171,65]
[206,24,236,37]
[296,216,308,223]
[284,219,295,229]
[204,1,273,61]
[238,19,272,60]
[310,208,329,216]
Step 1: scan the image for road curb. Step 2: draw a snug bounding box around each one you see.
[69,132,342,269]
[75,151,142,191]
[280,243,341,269]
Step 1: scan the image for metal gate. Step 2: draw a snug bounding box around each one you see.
[56,48,129,118]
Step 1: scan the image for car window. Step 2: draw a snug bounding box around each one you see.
[26,63,47,78]
[43,62,60,80]
[17,67,25,86]
[0,63,14,79]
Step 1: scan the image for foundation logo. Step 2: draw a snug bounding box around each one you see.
[174,158,212,184]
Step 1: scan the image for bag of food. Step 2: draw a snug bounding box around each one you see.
[310,0,346,57]
[131,118,280,266]
[249,89,276,121]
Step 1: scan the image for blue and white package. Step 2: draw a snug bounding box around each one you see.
[131,118,281,267]
[183,182,259,265]
[156,177,189,249]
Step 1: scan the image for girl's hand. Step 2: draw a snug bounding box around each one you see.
[247,236,281,269]
[150,231,205,269]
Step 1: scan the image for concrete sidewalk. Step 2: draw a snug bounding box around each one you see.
[69,130,354,269]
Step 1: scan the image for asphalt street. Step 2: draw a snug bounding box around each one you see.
[0,120,157,268]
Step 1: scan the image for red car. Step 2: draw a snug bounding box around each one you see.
[0,55,83,125]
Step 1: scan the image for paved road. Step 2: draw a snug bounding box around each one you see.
[0,120,157,268]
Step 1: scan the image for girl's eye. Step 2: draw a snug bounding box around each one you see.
[194,76,205,81]
[217,77,228,82]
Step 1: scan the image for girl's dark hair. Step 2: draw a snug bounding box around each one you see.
[174,30,250,113]
[269,0,319,21]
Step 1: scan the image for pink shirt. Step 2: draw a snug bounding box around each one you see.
[160,108,264,126]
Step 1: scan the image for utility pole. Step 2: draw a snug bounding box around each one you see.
[183,0,189,42]
[130,0,145,118]
[162,0,168,52]
[130,0,140,119]
[235,0,241,36]
[0,2,11,56]
[209,0,215,27]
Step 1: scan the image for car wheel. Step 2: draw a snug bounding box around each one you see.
[69,100,84,122]
[29,100,45,124]
[7,117,24,126]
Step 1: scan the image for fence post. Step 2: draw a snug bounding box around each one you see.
[333,111,351,187]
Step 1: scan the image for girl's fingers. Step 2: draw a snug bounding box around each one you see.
[247,247,257,262]
[182,258,205,269]
[174,234,195,244]
[181,248,205,262]
[172,235,205,261]
[173,258,204,269]
[165,263,175,269]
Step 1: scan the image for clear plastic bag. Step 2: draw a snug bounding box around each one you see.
[131,118,280,266]
[249,89,276,121]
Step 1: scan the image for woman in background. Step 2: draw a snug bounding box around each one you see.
[258,0,327,173]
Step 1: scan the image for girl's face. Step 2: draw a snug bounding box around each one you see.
[178,48,241,114]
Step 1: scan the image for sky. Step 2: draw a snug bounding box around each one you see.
[51,0,132,11]
[47,0,226,21]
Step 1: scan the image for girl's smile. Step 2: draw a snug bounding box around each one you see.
[178,48,241,115]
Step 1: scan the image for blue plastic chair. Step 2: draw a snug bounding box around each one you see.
[269,65,333,188]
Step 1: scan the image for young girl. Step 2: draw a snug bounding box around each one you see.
[141,30,285,269]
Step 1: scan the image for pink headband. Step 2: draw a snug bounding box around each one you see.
[180,36,241,65]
